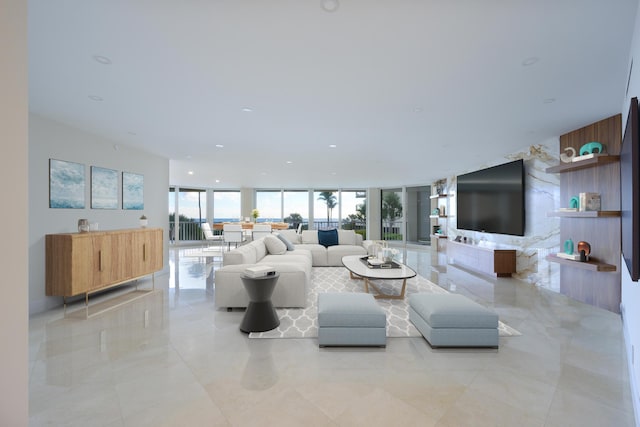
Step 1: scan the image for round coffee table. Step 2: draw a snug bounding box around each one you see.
[239,273,280,333]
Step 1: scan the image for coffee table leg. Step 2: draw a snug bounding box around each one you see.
[349,271,370,293]
[368,278,407,300]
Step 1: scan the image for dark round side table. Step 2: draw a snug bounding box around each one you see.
[239,273,280,333]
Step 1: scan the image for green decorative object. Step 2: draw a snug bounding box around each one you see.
[579,141,604,156]
[569,196,579,209]
[564,238,574,255]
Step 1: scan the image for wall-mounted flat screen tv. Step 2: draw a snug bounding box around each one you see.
[456,159,525,236]
[621,96,639,281]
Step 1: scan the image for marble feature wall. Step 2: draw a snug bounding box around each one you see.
[445,138,561,292]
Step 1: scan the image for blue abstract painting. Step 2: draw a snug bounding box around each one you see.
[49,159,85,209]
[91,166,119,209]
[122,172,144,210]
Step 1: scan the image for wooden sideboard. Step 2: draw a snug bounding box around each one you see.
[46,228,163,301]
[447,239,516,277]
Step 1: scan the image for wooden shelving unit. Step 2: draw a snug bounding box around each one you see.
[430,234,448,239]
[547,210,621,218]
[429,194,449,199]
[548,114,622,313]
[546,254,616,272]
[545,154,620,173]
[429,215,448,219]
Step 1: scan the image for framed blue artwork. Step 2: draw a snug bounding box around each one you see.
[49,159,85,209]
[122,172,144,210]
[91,166,119,209]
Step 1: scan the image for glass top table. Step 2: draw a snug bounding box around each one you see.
[341,255,417,300]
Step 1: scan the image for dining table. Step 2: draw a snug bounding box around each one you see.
[212,222,290,231]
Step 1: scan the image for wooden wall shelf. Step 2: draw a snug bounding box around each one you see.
[545,155,619,173]
[430,234,448,239]
[546,254,616,272]
[429,194,449,199]
[547,210,621,218]
[429,215,448,219]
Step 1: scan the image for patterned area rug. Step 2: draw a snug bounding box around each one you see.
[249,267,521,339]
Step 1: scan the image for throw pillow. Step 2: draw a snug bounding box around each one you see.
[318,229,339,247]
[263,235,287,255]
[276,233,295,251]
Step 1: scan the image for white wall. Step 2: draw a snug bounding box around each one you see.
[0,0,28,424]
[29,115,170,314]
[621,2,640,422]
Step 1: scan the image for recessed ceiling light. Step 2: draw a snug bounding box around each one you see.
[88,95,103,101]
[215,144,224,148]
[331,172,337,175]
[215,179,220,183]
[329,144,337,148]
[188,171,194,175]
[92,55,112,65]
[413,107,423,113]
[241,107,253,112]
[261,172,268,176]
[522,57,539,66]
[286,160,293,164]
[543,98,556,104]
[321,0,340,12]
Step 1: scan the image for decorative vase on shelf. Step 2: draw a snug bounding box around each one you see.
[77,219,89,233]
[564,238,574,255]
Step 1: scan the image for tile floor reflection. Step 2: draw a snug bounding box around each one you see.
[29,245,636,426]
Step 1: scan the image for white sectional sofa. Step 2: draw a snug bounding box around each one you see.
[214,229,368,309]
[278,229,368,266]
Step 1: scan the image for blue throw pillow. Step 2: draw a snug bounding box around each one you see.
[276,233,295,251]
[318,229,339,247]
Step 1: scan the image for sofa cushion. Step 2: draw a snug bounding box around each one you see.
[223,243,258,265]
[296,243,329,266]
[276,233,295,251]
[301,230,319,244]
[337,230,357,245]
[276,229,301,244]
[318,229,339,247]
[263,235,287,255]
[278,229,300,243]
[253,239,267,260]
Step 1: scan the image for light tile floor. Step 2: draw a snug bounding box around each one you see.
[29,245,637,426]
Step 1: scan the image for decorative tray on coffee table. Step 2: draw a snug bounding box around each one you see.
[360,256,401,269]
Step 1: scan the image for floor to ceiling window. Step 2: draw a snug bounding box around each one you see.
[340,190,366,238]
[255,190,282,222]
[314,190,339,230]
[381,188,403,242]
[283,190,309,230]
[213,190,241,223]
[168,188,206,241]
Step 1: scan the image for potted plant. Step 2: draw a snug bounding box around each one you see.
[251,209,259,222]
[139,214,148,228]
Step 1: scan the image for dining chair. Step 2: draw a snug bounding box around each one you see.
[201,222,223,251]
[223,223,246,250]
[252,224,272,240]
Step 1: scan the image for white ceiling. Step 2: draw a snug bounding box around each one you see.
[28,0,638,189]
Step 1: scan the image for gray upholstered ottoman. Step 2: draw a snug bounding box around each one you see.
[409,294,499,348]
[317,293,386,347]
